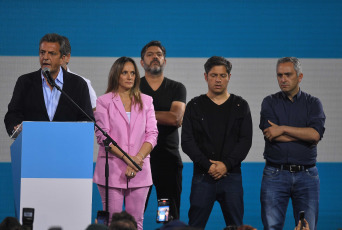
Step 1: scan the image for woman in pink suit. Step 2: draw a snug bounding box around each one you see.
[93,57,158,230]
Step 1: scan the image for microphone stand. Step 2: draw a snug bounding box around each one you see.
[44,72,142,214]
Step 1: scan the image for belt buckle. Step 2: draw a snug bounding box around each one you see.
[289,165,298,173]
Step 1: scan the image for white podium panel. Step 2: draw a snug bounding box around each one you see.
[11,122,94,230]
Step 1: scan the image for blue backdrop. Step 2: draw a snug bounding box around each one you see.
[1,1,342,58]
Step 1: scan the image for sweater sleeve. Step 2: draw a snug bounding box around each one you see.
[222,100,253,172]
[181,100,212,171]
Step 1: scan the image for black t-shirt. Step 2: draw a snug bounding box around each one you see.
[200,95,233,160]
[140,77,186,163]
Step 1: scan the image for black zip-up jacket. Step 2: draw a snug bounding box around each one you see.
[181,94,253,174]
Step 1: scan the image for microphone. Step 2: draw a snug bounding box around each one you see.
[42,67,56,87]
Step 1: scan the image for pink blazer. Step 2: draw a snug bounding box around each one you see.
[93,92,158,188]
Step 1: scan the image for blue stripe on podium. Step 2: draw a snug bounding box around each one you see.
[15,122,94,179]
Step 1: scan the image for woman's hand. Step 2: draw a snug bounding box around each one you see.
[131,154,144,168]
[125,165,137,179]
[121,155,140,171]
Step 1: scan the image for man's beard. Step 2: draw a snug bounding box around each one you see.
[143,61,165,75]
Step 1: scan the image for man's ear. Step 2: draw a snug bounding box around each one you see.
[298,73,303,83]
[64,53,71,64]
[204,73,208,82]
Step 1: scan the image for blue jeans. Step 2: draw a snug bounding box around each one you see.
[188,172,244,228]
[260,165,320,230]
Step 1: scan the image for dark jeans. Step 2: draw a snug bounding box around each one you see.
[188,172,244,229]
[260,165,320,230]
[145,160,183,220]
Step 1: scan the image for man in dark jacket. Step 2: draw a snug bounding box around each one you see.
[4,33,93,136]
[181,56,253,229]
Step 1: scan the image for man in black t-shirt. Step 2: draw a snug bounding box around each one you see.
[140,41,186,220]
[181,56,252,229]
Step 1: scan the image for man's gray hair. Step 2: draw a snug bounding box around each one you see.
[277,57,302,77]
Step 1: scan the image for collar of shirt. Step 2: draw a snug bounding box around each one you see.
[280,88,302,102]
[41,67,64,86]
[41,67,64,121]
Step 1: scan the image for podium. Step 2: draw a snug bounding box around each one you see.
[10,121,94,230]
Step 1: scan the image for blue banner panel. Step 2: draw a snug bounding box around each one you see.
[1,1,342,58]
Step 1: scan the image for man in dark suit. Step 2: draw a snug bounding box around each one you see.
[4,33,94,136]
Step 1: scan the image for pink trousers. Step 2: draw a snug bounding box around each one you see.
[97,185,149,230]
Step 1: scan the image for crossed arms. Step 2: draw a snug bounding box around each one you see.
[263,120,320,144]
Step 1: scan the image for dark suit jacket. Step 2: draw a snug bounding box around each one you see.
[4,68,94,136]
